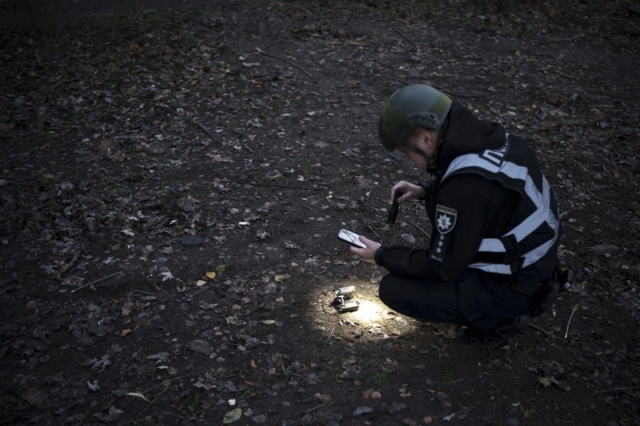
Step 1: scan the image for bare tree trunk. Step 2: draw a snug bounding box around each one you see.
[497,0,518,13]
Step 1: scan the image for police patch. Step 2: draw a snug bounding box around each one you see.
[435,205,457,235]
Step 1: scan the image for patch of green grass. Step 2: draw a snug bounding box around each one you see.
[442,370,457,382]
[370,371,392,385]
[48,197,62,213]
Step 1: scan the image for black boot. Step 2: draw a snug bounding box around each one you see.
[461,315,530,349]
[556,269,573,294]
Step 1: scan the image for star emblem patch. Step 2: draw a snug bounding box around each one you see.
[435,205,457,235]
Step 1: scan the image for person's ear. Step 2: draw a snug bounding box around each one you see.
[420,129,435,149]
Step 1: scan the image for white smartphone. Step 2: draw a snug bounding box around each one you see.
[338,229,366,249]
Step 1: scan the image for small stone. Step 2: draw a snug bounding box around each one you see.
[252,414,266,423]
[388,402,407,414]
[591,244,620,256]
[401,234,416,244]
[353,406,374,416]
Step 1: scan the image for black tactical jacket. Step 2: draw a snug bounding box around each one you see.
[375,102,560,295]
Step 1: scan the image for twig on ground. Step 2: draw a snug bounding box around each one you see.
[194,120,216,139]
[444,90,488,99]
[140,374,194,395]
[71,272,122,293]
[295,201,314,212]
[375,74,411,85]
[135,387,168,418]
[594,385,640,394]
[564,304,579,339]
[528,323,551,336]
[256,47,313,78]
[392,28,420,55]
[132,289,156,296]
[574,256,615,274]
[587,189,625,207]
[56,252,81,281]
[365,181,374,201]
[251,182,327,190]
[597,66,625,81]
[545,34,584,43]
[362,220,381,240]
[298,402,327,415]
[77,185,104,204]
[411,221,431,239]
[324,324,336,346]
[134,154,198,189]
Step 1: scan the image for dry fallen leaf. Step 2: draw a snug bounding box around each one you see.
[315,393,331,404]
[0,122,15,132]
[222,408,242,424]
[196,280,207,287]
[362,388,376,399]
[126,391,149,402]
[121,329,132,336]
[206,271,216,279]
[98,139,116,152]
[187,340,213,355]
[21,387,48,405]
[207,154,234,163]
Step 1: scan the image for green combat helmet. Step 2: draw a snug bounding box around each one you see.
[378,84,452,151]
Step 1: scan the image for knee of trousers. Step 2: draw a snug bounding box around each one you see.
[378,274,401,306]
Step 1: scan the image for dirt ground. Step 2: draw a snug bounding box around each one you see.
[1,1,640,425]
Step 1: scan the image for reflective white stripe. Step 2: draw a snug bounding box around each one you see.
[477,238,506,253]
[522,202,560,268]
[443,138,559,275]
[505,176,550,242]
[468,262,512,275]
[442,152,499,181]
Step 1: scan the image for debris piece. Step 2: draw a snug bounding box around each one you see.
[388,402,407,414]
[181,236,205,246]
[590,244,620,257]
[353,406,374,416]
[223,408,242,424]
[187,340,213,355]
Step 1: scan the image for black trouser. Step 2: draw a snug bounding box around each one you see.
[378,269,535,332]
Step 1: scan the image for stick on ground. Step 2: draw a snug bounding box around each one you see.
[565,304,579,339]
[71,272,122,293]
[392,28,420,55]
[256,47,313,78]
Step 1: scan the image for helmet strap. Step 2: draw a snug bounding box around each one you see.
[406,143,436,171]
